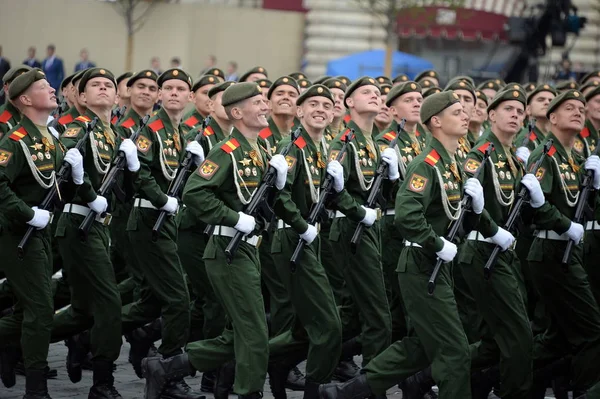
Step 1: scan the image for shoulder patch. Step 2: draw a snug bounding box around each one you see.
[293,136,307,149]
[285,155,297,170]
[148,119,165,133]
[121,117,135,129]
[529,131,537,141]
[259,128,272,140]
[477,142,493,154]
[197,159,219,179]
[203,126,215,137]
[407,173,428,193]
[9,127,27,141]
[464,158,481,173]
[0,150,13,166]
[57,114,74,126]
[548,145,557,157]
[343,114,351,124]
[574,138,584,154]
[111,115,118,125]
[0,110,12,123]
[75,115,91,123]
[184,115,200,128]
[136,134,152,153]
[62,127,82,138]
[221,139,240,154]
[382,131,397,142]
[424,149,440,166]
[535,167,545,181]
[580,127,590,138]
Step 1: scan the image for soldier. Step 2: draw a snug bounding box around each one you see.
[239,66,268,82]
[142,82,289,399]
[54,70,88,133]
[477,80,502,102]
[0,65,32,137]
[580,70,600,86]
[0,68,80,398]
[121,68,205,399]
[556,80,579,93]
[322,78,347,141]
[116,72,133,110]
[374,84,392,134]
[297,78,311,93]
[59,73,75,107]
[182,75,219,137]
[514,84,557,161]
[203,68,225,83]
[444,78,477,149]
[468,90,488,138]
[319,90,484,399]
[580,80,600,97]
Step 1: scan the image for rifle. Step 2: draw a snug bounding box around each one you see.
[78,115,151,241]
[520,118,536,148]
[51,98,68,119]
[289,129,356,272]
[111,106,126,125]
[483,139,553,279]
[224,127,302,264]
[151,116,212,242]
[427,142,494,295]
[349,119,406,254]
[561,140,600,266]
[18,117,99,259]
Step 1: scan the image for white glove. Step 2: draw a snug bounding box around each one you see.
[234,211,256,234]
[436,237,457,262]
[516,147,530,165]
[186,141,205,166]
[490,227,515,251]
[27,206,51,229]
[269,154,288,190]
[566,222,584,244]
[64,148,84,185]
[585,155,600,190]
[119,139,140,172]
[327,160,344,192]
[160,196,178,215]
[300,224,318,245]
[381,147,400,181]
[87,195,108,214]
[464,178,484,214]
[521,174,545,208]
[360,206,377,227]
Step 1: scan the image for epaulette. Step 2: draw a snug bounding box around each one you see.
[203,126,215,137]
[0,110,12,124]
[529,130,537,142]
[9,127,27,142]
[424,149,440,166]
[111,115,118,125]
[75,115,92,123]
[148,119,164,132]
[381,131,397,142]
[259,127,272,140]
[548,145,557,157]
[293,136,307,149]
[221,138,240,154]
[340,129,352,140]
[580,127,590,138]
[477,142,493,154]
[184,115,200,128]
[121,118,135,129]
[343,114,351,124]
[57,114,74,126]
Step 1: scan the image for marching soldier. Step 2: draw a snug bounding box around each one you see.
[182,74,219,137]
[444,78,478,149]
[322,78,347,142]
[0,65,32,137]
[116,72,133,110]
[468,90,488,138]
[414,70,440,87]
[373,84,392,134]
[392,74,409,86]
[477,80,502,106]
[54,70,88,133]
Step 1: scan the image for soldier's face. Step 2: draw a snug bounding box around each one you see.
[62,83,73,106]
[211,92,229,121]
[194,84,214,116]
[586,95,600,122]
[527,92,554,119]
[81,77,117,109]
[436,102,468,137]
[348,85,381,115]
[470,98,488,125]
[375,94,392,126]
[270,84,299,117]
[482,89,497,101]
[118,79,131,101]
[129,78,158,110]
[20,79,57,111]
[390,92,423,124]
[490,100,525,135]
[330,88,345,118]
[70,83,83,106]
[160,80,191,112]
[550,99,585,133]
[298,97,333,132]
[237,95,269,129]
[453,89,474,121]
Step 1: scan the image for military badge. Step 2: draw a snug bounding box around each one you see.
[535,167,545,181]
[464,159,480,173]
[285,155,296,170]
[252,168,258,176]
[136,135,152,153]
[0,150,13,166]
[62,127,81,138]
[408,173,428,193]
[574,139,584,153]
[197,160,219,179]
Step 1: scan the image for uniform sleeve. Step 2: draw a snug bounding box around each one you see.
[326,139,366,221]
[135,128,168,208]
[462,150,498,237]
[60,121,97,203]
[0,141,35,223]
[274,145,308,234]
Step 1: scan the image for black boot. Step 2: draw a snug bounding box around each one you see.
[15,363,58,379]
[126,318,161,379]
[471,365,499,399]
[399,366,434,399]
[239,392,263,399]
[333,360,361,382]
[531,358,571,399]
[142,353,200,399]
[65,333,90,383]
[318,374,372,399]
[23,368,52,399]
[214,360,236,399]
[0,345,19,387]
[268,348,308,399]
[161,378,205,399]
[200,370,216,393]
[88,359,122,399]
[304,380,320,399]
[286,366,306,391]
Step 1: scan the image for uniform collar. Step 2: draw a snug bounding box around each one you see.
[428,136,456,166]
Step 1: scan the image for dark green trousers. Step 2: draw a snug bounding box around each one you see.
[186,235,268,395]
[111,201,141,301]
[584,229,600,305]
[0,227,53,370]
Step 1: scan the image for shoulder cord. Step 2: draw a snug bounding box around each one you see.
[433,164,462,221]
[551,156,579,207]
[487,157,515,207]
[349,142,374,191]
[230,151,257,205]
[18,140,56,189]
[154,130,177,181]
[89,131,111,175]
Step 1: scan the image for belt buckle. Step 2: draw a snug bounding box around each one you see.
[102,214,112,226]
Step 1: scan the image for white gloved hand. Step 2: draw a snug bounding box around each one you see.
[436,237,457,262]
[520,174,545,208]
[381,147,400,181]
[234,211,256,234]
[585,155,600,190]
[64,148,84,185]
[27,206,51,229]
[490,227,515,251]
[360,206,377,227]
[566,222,584,244]
[87,195,108,214]
[186,141,205,166]
[269,154,288,190]
[300,224,318,245]
[119,139,140,172]
[327,160,344,192]
[516,147,530,165]
[464,178,484,214]
[160,196,178,215]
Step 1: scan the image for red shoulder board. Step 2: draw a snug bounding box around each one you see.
[548,145,557,157]
[9,127,28,141]
[580,127,590,138]
[121,118,135,129]
[416,131,420,137]
[477,142,493,154]
[529,131,537,141]
[75,115,91,123]
[111,115,118,125]
[57,114,74,126]
[340,129,352,140]
[0,110,12,123]
[147,119,165,133]
[343,114,351,124]
[294,136,307,149]
[424,149,440,166]
[203,126,215,137]
[259,128,272,139]
[184,115,199,128]
[382,131,397,142]
[221,138,240,154]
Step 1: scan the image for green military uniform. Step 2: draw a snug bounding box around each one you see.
[0,101,23,138]
[54,105,80,135]
[182,75,220,137]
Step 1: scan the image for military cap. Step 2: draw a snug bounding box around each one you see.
[526,84,557,104]
[422,86,442,99]
[78,67,117,92]
[322,78,347,93]
[414,70,439,83]
[126,69,158,87]
[71,70,87,92]
[289,72,306,81]
[584,84,600,102]
[555,80,579,91]
[580,80,600,94]
[157,68,193,90]
[335,76,351,86]
[60,73,76,91]
[392,73,409,84]
[191,74,219,92]
[546,89,585,118]
[343,76,380,108]
[487,88,526,112]
[375,76,392,86]
[380,84,392,96]
[297,78,312,90]
[495,78,507,87]
[444,79,476,102]
[418,78,436,89]
[222,81,263,107]
[208,81,236,98]
[579,70,600,85]
[239,66,268,82]
[255,79,272,90]
[524,82,537,93]
[385,81,422,107]
[267,76,299,99]
[313,76,332,85]
[9,68,47,100]
[205,68,225,80]
[116,72,134,86]
[505,82,526,93]
[296,84,334,106]
[449,75,475,87]
[477,79,502,92]
[3,65,32,85]
[475,90,489,105]
[420,90,461,125]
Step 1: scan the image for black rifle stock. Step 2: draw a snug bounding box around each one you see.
[427,142,494,295]
[78,115,150,241]
[484,139,553,279]
[289,129,356,272]
[349,119,406,254]
[151,117,212,242]
[17,117,99,259]
[223,127,301,264]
